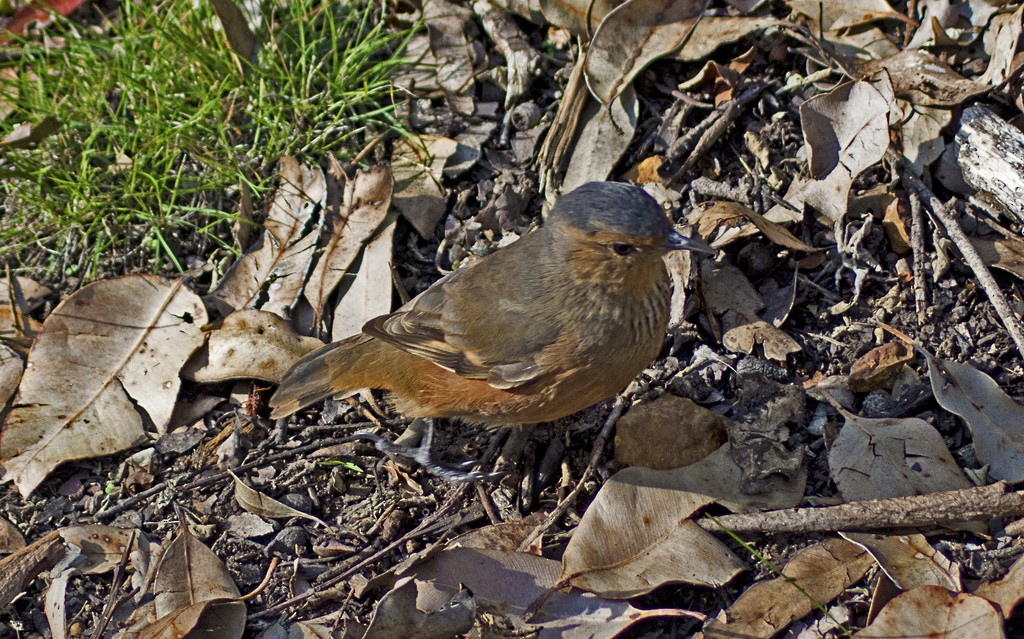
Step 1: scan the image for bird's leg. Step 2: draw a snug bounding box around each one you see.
[342,419,504,482]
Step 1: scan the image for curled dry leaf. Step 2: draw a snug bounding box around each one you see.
[697,538,874,639]
[230,470,328,527]
[694,201,815,251]
[183,309,322,383]
[852,586,1004,639]
[980,4,1024,86]
[841,532,960,592]
[305,162,394,327]
[411,546,696,639]
[828,409,971,502]
[925,352,1024,482]
[583,0,705,106]
[209,157,326,317]
[614,394,727,470]
[0,276,207,497]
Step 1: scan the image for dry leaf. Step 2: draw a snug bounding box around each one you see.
[785,0,902,30]
[980,4,1024,86]
[0,530,63,608]
[828,409,971,501]
[860,50,989,106]
[332,219,396,341]
[538,0,622,36]
[781,77,893,221]
[363,577,476,639]
[58,525,139,575]
[133,524,245,639]
[0,515,24,554]
[183,309,323,383]
[881,198,912,255]
[975,551,1024,617]
[696,201,815,251]
[0,276,207,497]
[210,0,258,62]
[561,480,744,598]
[0,116,60,149]
[391,137,456,239]
[847,340,914,392]
[305,163,394,326]
[561,86,637,192]
[583,0,705,106]
[723,320,802,362]
[853,586,1004,638]
[676,16,785,62]
[614,394,727,470]
[230,470,328,527]
[560,443,805,599]
[0,345,22,412]
[698,538,874,639]
[971,237,1024,281]
[841,532,960,591]
[925,352,1024,482]
[423,0,477,116]
[209,157,326,317]
[411,547,695,638]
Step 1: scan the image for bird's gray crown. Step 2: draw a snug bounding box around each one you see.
[549,182,672,240]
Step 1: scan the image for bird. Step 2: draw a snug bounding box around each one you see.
[269,181,713,471]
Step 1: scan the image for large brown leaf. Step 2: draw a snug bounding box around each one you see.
[0,276,206,497]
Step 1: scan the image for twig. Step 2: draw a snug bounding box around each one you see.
[663,82,770,185]
[891,152,1024,361]
[909,189,928,324]
[516,395,626,552]
[240,557,281,601]
[95,432,370,522]
[88,529,137,639]
[252,434,503,618]
[698,481,1021,534]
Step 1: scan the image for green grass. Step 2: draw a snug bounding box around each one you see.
[0,0,415,282]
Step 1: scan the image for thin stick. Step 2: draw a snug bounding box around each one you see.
[909,189,928,324]
[698,482,1020,534]
[891,153,1024,361]
[516,395,626,552]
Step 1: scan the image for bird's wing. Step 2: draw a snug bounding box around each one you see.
[363,264,560,389]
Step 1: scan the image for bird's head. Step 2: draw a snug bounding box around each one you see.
[547,182,713,289]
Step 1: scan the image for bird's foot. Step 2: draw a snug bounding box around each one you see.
[342,421,504,482]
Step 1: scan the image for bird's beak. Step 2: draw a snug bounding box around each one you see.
[667,229,715,254]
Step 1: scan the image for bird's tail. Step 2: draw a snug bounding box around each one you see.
[269,334,386,418]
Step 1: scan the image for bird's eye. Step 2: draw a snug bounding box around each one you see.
[610,242,636,256]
